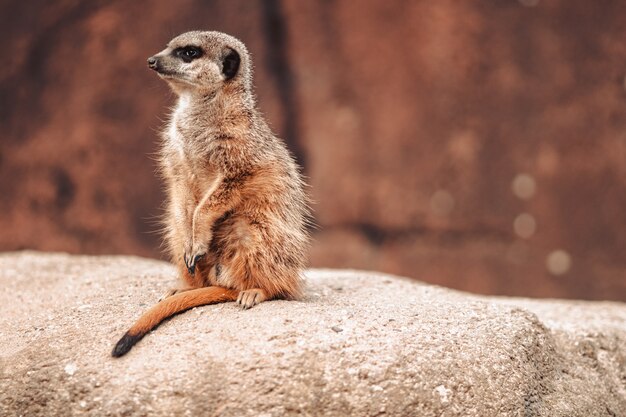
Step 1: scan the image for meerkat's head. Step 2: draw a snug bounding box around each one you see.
[147,31,251,96]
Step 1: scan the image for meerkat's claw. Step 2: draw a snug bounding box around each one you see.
[184,252,205,275]
[183,254,194,274]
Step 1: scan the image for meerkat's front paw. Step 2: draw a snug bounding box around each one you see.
[183,243,208,275]
[236,289,267,310]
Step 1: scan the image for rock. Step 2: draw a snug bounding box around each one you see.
[0,251,624,416]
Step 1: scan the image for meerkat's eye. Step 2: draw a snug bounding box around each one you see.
[175,46,203,63]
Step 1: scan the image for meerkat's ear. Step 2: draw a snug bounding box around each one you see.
[222,49,241,80]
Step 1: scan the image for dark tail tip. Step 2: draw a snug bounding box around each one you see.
[112,331,143,357]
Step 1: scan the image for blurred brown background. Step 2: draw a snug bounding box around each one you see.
[1,0,625,300]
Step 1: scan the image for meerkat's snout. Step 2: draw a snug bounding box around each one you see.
[146,54,178,78]
[147,56,159,70]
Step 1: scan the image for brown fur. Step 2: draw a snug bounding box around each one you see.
[112,31,310,357]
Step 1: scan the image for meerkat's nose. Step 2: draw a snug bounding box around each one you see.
[147,57,158,69]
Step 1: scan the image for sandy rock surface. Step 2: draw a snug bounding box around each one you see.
[0,251,624,417]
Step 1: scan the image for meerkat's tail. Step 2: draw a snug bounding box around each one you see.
[112,286,239,357]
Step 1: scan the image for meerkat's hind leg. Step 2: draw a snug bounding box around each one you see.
[236,288,268,309]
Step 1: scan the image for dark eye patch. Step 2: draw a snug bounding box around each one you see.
[222,49,240,80]
[173,46,203,63]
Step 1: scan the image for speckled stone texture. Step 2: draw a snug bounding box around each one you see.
[1,252,624,416]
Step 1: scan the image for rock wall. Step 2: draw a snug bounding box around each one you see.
[1,1,625,300]
[1,252,625,416]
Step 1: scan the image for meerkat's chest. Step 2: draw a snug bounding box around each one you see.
[164,128,220,199]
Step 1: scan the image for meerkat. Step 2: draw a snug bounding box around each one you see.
[111,31,310,357]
